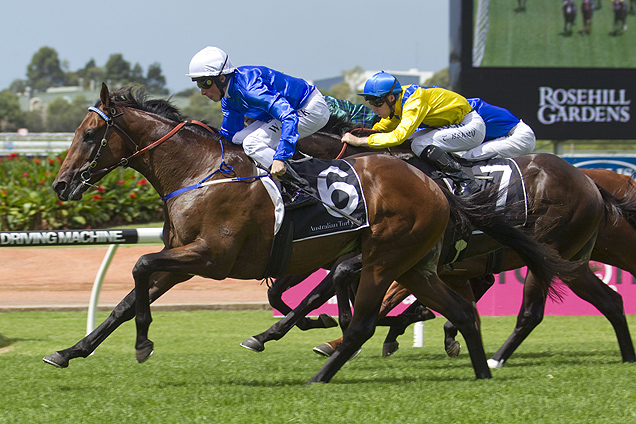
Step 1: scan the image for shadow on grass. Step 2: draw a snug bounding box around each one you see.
[0,333,18,349]
[489,348,626,367]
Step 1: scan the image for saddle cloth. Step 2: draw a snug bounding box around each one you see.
[285,158,370,242]
[407,155,529,266]
[461,156,527,222]
[262,158,370,278]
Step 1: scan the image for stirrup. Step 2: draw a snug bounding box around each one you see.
[454,179,479,197]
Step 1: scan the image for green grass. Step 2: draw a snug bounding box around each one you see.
[481,0,636,68]
[1,311,636,423]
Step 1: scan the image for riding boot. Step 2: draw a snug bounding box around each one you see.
[277,163,319,209]
[419,145,479,197]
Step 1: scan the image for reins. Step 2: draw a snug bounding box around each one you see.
[84,106,264,201]
[335,143,348,159]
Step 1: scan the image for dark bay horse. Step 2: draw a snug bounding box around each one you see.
[329,167,636,365]
[45,83,525,383]
[246,128,635,367]
[435,167,636,366]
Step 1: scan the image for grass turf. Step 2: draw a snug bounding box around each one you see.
[1,310,636,423]
[481,0,636,68]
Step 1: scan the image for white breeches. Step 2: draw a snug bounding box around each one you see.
[233,89,330,168]
[410,110,486,156]
[461,120,536,160]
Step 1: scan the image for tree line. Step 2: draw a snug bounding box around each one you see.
[0,46,449,133]
[0,46,174,132]
[10,46,168,95]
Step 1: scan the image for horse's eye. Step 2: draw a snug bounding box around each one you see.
[83,129,97,143]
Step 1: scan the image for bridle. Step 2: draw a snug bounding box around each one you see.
[81,105,229,187]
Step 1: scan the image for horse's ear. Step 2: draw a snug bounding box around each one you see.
[100,83,110,109]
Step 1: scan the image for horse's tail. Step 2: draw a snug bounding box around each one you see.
[595,181,636,230]
[441,185,578,301]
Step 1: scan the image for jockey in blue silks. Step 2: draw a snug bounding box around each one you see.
[187,46,330,208]
[463,98,536,161]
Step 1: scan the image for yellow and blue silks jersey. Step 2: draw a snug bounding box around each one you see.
[367,85,472,148]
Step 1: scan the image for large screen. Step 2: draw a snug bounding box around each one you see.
[450,0,636,140]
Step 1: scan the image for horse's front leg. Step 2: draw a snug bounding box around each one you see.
[43,272,190,368]
[399,267,491,380]
[132,243,215,363]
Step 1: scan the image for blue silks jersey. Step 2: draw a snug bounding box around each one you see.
[219,66,316,161]
[467,98,521,141]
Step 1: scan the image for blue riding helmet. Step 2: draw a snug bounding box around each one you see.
[357,71,402,98]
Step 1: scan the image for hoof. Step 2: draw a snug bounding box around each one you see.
[136,341,154,363]
[313,342,335,357]
[487,358,505,369]
[43,352,69,368]
[445,341,461,358]
[382,341,399,357]
[318,313,338,328]
[349,348,361,360]
[240,336,265,352]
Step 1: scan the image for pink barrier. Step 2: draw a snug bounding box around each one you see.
[273,262,636,317]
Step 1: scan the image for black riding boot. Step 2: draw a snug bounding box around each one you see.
[419,145,479,197]
[277,163,319,209]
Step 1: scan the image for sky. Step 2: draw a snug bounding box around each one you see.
[0,0,450,94]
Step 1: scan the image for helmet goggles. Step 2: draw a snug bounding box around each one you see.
[195,78,214,89]
[364,96,386,107]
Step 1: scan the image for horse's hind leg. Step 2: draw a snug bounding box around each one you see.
[267,272,335,331]
[381,301,435,357]
[241,263,347,352]
[564,268,635,363]
[443,274,496,357]
[43,272,191,368]
[487,270,548,369]
[397,268,491,379]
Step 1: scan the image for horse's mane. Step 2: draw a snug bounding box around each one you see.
[318,115,362,137]
[97,85,223,140]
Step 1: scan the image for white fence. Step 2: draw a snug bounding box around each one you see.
[0,133,73,156]
[0,228,163,333]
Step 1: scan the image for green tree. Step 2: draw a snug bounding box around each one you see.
[8,79,28,94]
[424,68,449,88]
[175,88,198,97]
[78,59,105,89]
[323,66,366,102]
[26,46,66,92]
[21,110,45,132]
[183,94,223,127]
[0,90,23,131]
[104,54,131,87]
[46,95,88,132]
[145,63,168,94]
[130,63,146,85]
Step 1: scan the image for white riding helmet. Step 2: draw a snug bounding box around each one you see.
[186,46,235,79]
